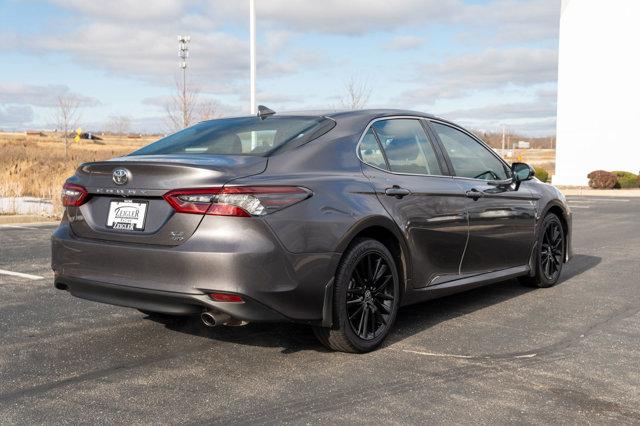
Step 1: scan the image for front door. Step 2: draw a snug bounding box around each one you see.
[428,121,537,275]
[358,118,468,287]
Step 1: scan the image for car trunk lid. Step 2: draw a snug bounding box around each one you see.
[66,154,267,245]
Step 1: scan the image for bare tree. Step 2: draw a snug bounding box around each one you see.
[106,115,132,135]
[54,94,81,158]
[198,99,221,121]
[164,79,200,131]
[340,76,372,110]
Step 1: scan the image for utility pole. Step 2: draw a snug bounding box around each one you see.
[249,0,256,114]
[178,35,190,128]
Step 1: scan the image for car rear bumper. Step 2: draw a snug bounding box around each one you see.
[51,217,340,323]
[55,275,288,321]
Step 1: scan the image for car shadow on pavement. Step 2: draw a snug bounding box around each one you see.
[147,254,601,354]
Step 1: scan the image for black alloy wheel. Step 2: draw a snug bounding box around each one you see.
[346,252,395,340]
[313,238,400,353]
[521,213,565,288]
[541,219,563,281]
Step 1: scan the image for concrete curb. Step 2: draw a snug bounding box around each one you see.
[0,215,58,225]
[558,187,640,197]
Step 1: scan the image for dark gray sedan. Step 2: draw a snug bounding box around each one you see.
[52,108,572,353]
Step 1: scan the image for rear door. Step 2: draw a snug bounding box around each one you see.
[359,118,468,288]
[428,121,536,274]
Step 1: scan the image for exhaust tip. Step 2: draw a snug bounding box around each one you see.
[201,311,219,327]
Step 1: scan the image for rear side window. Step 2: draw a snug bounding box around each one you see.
[372,119,442,175]
[358,128,388,170]
[430,122,508,180]
[130,116,332,157]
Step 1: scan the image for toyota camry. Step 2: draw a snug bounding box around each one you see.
[52,108,572,353]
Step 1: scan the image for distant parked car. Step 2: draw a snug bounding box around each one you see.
[52,108,572,353]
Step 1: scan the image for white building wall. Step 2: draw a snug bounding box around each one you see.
[554,0,640,185]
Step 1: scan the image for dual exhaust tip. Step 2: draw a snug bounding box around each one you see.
[200,311,231,327]
[201,310,248,327]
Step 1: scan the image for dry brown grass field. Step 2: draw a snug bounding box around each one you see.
[0,132,154,214]
[1,131,556,217]
[504,149,556,176]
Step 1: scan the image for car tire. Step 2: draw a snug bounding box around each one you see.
[520,213,565,288]
[313,238,400,353]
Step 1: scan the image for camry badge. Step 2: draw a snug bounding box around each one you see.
[112,168,129,185]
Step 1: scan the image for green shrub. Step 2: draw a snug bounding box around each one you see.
[534,167,549,183]
[612,171,639,188]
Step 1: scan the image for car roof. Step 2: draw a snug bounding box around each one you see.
[280,108,438,120]
[207,108,459,130]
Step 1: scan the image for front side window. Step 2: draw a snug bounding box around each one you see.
[130,116,331,156]
[371,119,442,175]
[430,122,508,180]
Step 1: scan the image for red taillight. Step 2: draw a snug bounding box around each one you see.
[209,293,244,303]
[61,182,89,207]
[163,186,311,217]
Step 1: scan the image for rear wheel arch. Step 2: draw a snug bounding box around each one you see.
[335,218,411,295]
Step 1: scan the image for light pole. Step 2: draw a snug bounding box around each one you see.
[249,0,256,114]
[178,35,190,128]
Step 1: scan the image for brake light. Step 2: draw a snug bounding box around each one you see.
[163,186,311,217]
[61,182,89,207]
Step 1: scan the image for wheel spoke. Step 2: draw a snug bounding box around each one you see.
[353,268,364,287]
[542,256,550,277]
[367,255,374,280]
[347,297,363,305]
[376,292,394,301]
[373,264,387,283]
[349,304,364,320]
[372,257,381,282]
[369,306,376,337]
[373,274,392,293]
[361,307,369,337]
[375,300,391,315]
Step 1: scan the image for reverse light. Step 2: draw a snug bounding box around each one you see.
[209,293,244,303]
[61,182,89,207]
[163,186,311,217]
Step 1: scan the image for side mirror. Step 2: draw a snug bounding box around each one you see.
[512,162,535,182]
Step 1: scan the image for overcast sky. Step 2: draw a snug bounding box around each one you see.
[0,0,560,135]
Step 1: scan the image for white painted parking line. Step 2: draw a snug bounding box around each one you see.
[0,225,43,230]
[566,198,630,202]
[0,269,44,280]
[0,223,57,230]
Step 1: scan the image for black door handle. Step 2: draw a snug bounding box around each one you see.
[385,186,411,198]
[465,189,484,200]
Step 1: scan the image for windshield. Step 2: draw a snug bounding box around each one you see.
[130,116,331,156]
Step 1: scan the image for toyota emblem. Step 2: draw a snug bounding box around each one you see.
[112,168,130,185]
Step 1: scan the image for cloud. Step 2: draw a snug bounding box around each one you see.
[50,0,185,21]
[0,84,100,107]
[399,48,558,103]
[0,105,34,127]
[435,89,558,136]
[209,0,558,41]
[383,35,424,51]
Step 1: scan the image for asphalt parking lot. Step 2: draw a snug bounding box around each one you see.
[1,196,639,424]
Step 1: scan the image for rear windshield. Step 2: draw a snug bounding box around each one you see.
[130,116,332,156]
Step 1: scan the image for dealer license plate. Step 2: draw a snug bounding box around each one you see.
[106,200,148,231]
